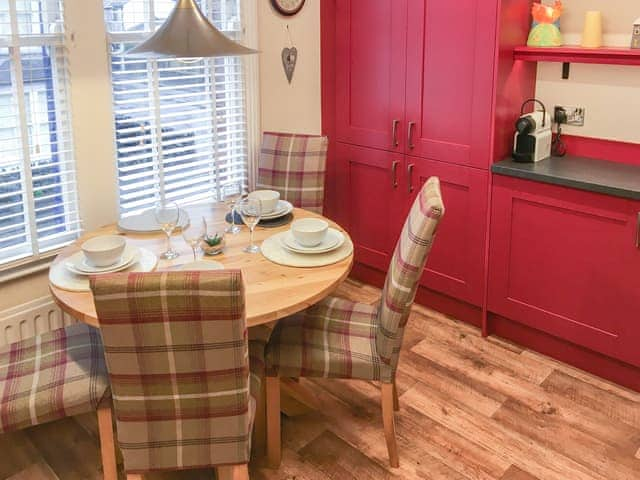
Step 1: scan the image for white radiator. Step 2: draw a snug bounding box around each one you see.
[0,297,77,346]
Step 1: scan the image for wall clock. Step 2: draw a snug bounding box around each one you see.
[271,0,306,16]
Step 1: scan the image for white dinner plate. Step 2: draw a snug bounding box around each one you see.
[51,248,158,293]
[252,200,294,220]
[65,246,141,276]
[117,208,190,233]
[281,228,345,254]
[75,245,139,273]
[179,260,224,271]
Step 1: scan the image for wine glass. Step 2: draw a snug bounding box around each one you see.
[221,183,243,235]
[154,201,180,260]
[182,218,206,262]
[238,196,262,254]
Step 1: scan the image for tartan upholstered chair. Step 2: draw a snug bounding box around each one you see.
[264,177,444,468]
[91,270,264,480]
[0,323,117,479]
[257,132,329,214]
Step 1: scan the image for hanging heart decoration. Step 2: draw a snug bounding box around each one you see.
[281,46,298,84]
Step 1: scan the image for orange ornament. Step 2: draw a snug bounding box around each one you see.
[531,1,563,24]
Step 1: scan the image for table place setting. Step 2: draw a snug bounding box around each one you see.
[226,189,294,228]
[261,217,354,268]
[49,234,158,292]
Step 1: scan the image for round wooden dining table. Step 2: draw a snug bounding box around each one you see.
[49,203,354,328]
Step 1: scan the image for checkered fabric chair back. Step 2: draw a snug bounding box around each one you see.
[257,132,329,213]
[91,270,251,474]
[376,177,444,371]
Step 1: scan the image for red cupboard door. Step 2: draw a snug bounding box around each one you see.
[407,158,489,306]
[488,176,640,367]
[405,0,498,168]
[335,0,408,152]
[335,142,405,272]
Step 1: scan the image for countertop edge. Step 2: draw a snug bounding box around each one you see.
[491,158,640,201]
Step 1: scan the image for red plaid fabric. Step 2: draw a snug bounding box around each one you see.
[265,178,444,383]
[257,132,329,213]
[91,271,262,474]
[376,177,444,369]
[265,296,392,381]
[0,323,110,434]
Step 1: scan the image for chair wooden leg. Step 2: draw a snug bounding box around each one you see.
[381,383,400,468]
[392,380,400,412]
[126,475,144,480]
[266,375,281,468]
[97,400,118,480]
[217,464,249,480]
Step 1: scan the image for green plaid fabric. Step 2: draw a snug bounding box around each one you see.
[265,296,393,381]
[0,323,110,433]
[91,271,261,474]
[376,177,444,369]
[265,178,444,383]
[257,132,329,214]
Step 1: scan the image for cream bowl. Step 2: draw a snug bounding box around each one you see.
[249,190,280,214]
[291,218,329,247]
[81,235,126,267]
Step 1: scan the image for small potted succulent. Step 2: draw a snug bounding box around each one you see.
[200,221,226,256]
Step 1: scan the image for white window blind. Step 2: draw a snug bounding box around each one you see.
[0,0,79,269]
[104,0,249,217]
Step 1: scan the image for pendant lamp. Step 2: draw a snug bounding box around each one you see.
[128,0,257,58]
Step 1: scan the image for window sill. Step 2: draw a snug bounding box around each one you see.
[0,254,59,284]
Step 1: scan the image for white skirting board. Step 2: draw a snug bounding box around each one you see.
[0,296,77,346]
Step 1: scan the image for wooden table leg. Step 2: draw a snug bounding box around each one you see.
[279,378,320,417]
[252,380,266,458]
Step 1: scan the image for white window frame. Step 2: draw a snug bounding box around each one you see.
[105,0,260,217]
[0,0,80,273]
[0,0,259,283]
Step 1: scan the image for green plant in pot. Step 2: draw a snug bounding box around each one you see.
[200,228,226,256]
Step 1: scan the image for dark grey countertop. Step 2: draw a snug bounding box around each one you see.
[492,156,640,201]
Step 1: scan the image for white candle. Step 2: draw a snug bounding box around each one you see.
[581,11,603,48]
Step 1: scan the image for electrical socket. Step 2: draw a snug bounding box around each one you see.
[554,106,585,127]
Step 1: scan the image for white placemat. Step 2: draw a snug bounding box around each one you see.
[49,247,158,292]
[261,231,353,268]
[117,209,190,233]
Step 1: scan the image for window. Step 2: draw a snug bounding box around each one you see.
[0,0,79,268]
[104,0,249,217]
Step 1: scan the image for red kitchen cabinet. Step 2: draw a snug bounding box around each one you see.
[335,0,408,152]
[488,176,640,367]
[408,159,489,306]
[404,0,497,169]
[331,0,498,309]
[335,142,406,272]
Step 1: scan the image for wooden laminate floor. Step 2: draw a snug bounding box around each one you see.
[1,279,639,480]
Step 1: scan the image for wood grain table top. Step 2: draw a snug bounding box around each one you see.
[49,204,353,328]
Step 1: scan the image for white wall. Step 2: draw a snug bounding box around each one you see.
[258,0,322,135]
[535,0,640,143]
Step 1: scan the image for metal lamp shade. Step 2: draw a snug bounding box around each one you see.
[128,0,257,58]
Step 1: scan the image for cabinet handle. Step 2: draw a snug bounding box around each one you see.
[391,119,400,148]
[407,121,416,150]
[407,164,415,193]
[391,160,399,189]
[636,212,640,249]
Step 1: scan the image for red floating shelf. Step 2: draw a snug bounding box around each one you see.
[514,46,640,66]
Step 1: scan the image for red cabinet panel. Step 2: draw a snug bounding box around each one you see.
[408,159,489,306]
[489,176,640,367]
[405,0,497,168]
[335,0,408,152]
[335,142,405,271]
